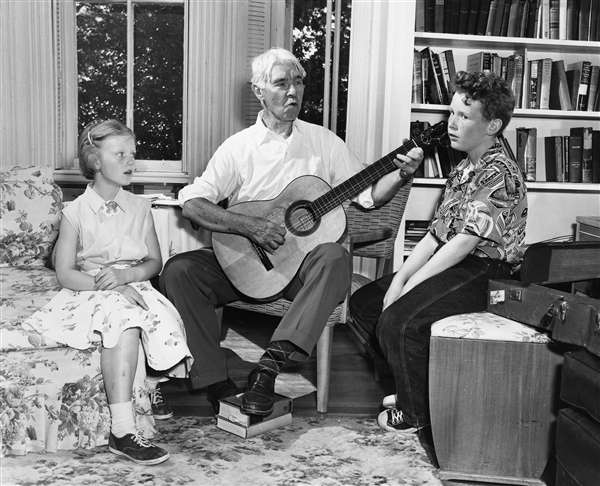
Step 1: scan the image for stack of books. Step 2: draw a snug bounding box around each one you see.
[216,393,293,438]
[544,127,599,183]
[416,0,600,41]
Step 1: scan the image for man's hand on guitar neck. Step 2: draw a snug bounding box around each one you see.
[371,144,424,206]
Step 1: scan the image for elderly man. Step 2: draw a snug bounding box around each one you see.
[160,48,423,416]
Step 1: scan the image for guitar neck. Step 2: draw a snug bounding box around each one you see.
[311,139,418,217]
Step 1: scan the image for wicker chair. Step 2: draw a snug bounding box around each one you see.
[226,181,412,413]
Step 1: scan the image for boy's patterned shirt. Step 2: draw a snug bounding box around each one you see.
[429,142,528,266]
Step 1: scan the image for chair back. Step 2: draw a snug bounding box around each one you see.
[344,179,413,262]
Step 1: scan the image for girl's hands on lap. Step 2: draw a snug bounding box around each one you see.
[382,274,406,311]
[115,284,148,310]
[94,267,131,290]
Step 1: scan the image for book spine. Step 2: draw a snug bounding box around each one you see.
[568,128,583,182]
[587,65,599,112]
[562,135,570,181]
[576,61,592,110]
[558,0,567,39]
[477,1,492,35]
[525,127,537,181]
[528,60,539,108]
[581,127,593,183]
[592,130,600,183]
[544,136,557,181]
[538,58,552,109]
[549,0,560,38]
[486,0,500,35]
[412,50,423,103]
[435,0,446,32]
[555,135,565,182]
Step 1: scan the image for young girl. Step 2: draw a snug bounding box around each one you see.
[26,119,192,465]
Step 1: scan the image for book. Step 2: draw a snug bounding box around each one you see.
[218,392,293,427]
[549,0,560,38]
[421,47,444,104]
[593,130,600,183]
[457,0,471,34]
[578,0,591,40]
[499,0,513,35]
[537,58,553,109]
[562,135,570,181]
[424,0,436,32]
[476,0,492,35]
[415,0,426,31]
[445,0,461,34]
[567,61,592,110]
[558,0,568,39]
[412,49,424,103]
[549,60,573,110]
[466,51,493,73]
[581,126,593,183]
[586,65,599,112]
[494,0,509,35]
[441,50,457,99]
[519,0,531,37]
[525,0,539,37]
[556,135,566,182]
[486,0,501,35]
[568,127,584,182]
[528,60,539,108]
[544,136,557,181]
[566,0,578,39]
[435,0,445,33]
[467,0,479,34]
[516,127,536,178]
[525,127,537,180]
[217,413,293,438]
[507,0,523,36]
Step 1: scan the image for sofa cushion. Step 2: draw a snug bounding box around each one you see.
[0,166,62,266]
[0,266,62,352]
[431,311,551,343]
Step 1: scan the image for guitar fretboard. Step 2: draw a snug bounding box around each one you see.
[310,139,418,217]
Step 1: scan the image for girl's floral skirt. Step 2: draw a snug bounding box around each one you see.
[25,280,192,377]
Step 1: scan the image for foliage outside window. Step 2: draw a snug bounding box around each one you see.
[76,1,183,165]
[292,0,351,140]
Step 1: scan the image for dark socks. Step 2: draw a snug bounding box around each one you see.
[256,340,298,376]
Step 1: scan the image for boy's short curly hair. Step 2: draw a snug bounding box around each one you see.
[454,71,515,134]
[78,119,135,179]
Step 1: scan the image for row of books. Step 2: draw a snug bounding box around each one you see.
[413,47,600,112]
[416,0,600,41]
[517,126,600,182]
[404,220,430,254]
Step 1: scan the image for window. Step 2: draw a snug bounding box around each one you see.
[56,0,187,181]
[291,0,352,139]
[77,1,184,165]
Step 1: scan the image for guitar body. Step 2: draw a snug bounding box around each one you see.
[212,175,347,301]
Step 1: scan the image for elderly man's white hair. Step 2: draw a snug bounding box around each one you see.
[251,48,306,88]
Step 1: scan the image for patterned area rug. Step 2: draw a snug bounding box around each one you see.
[2,415,442,486]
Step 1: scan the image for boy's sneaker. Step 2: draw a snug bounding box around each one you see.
[108,432,170,465]
[377,408,417,433]
[382,394,397,409]
[150,384,174,420]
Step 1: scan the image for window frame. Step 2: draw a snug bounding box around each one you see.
[54,0,189,184]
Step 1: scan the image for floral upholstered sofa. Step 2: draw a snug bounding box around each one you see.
[0,166,154,456]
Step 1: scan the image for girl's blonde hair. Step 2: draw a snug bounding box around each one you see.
[78,119,135,179]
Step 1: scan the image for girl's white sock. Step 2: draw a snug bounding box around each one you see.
[109,401,136,438]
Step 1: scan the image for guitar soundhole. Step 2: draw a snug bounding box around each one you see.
[285,200,319,236]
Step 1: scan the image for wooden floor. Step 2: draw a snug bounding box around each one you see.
[162,307,394,417]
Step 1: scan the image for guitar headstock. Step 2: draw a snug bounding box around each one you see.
[411,120,449,148]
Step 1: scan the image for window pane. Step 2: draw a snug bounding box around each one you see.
[77,2,127,133]
[292,0,352,139]
[134,3,184,160]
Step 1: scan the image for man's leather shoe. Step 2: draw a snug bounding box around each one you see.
[240,369,276,416]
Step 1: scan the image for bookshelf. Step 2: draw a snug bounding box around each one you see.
[403,1,600,245]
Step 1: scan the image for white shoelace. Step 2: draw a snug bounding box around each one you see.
[150,387,165,406]
[388,409,405,426]
[132,430,152,448]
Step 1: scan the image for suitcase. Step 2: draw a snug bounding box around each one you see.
[560,350,600,424]
[487,279,600,357]
[555,408,600,486]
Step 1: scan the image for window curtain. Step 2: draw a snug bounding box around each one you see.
[346,0,416,270]
[1,0,56,169]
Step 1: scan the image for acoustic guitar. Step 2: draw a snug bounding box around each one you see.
[212,121,447,301]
